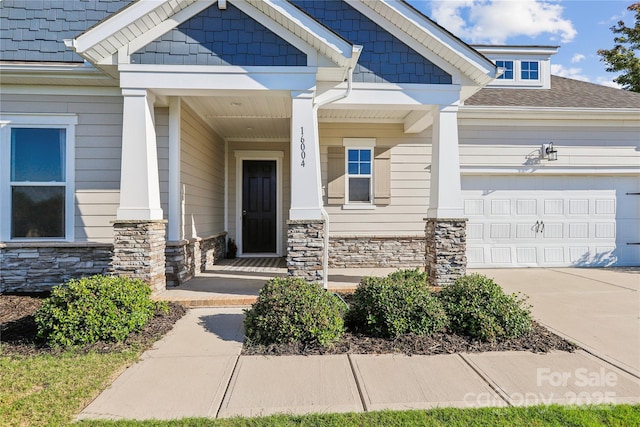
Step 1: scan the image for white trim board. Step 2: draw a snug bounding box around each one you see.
[234,150,284,257]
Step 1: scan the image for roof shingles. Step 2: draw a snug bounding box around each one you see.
[466,75,640,109]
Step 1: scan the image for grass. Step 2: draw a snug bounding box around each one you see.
[76,405,640,426]
[0,351,139,427]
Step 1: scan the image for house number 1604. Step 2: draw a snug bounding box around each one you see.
[300,126,306,167]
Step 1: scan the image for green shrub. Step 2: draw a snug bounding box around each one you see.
[346,273,448,338]
[386,268,428,287]
[35,275,164,347]
[244,277,346,347]
[438,274,533,342]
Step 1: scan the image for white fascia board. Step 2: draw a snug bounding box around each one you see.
[119,65,317,92]
[459,106,640,124]
[245,0,356,67]
[461,166,640,176]
[356,0,496,86]
[326,82,461,107]
[74,0,188,53]
[473,45,559,57]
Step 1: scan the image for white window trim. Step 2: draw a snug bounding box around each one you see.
[496,60,514,81]
[0,114,77,242]
[234,150,284,257]
[343,138,376,209]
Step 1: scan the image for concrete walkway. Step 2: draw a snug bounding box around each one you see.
[79,268,640,421]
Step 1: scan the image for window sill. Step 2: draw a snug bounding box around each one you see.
[342,204,376,210]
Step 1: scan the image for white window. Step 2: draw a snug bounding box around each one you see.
[1,115,76,241]
[496,60,514,80]
[343,138,375,207]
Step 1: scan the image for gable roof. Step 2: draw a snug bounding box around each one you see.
[466,76,640,109]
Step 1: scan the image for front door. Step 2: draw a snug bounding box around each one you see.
[242,160,277,253]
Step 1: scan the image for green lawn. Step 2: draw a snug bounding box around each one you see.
[78,405,640,427]
[0,351,139,427]
[1,349,638,426]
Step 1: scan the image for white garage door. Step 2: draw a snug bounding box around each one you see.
[462,176,640,267]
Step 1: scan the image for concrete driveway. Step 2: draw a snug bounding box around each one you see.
[472,268,640,378]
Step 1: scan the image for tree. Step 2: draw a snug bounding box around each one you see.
[598,3,640,92]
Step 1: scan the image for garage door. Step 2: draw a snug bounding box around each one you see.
[462,176,640,267]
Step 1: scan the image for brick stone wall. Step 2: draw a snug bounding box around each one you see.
[0,242,112,292]
[328,235,425,268]
[110,220,167,294]
[425,218,468,286]
[286,220,325,283]
[165,232,227,287]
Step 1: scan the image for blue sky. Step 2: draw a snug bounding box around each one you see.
[406,1,635,88]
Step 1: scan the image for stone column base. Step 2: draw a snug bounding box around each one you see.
[286,219,325,283]
[110,220,167,294]
[425,218,468,287]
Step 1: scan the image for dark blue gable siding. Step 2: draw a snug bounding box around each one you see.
[291,0,452,84]
[0,0,133,63]
[131,3,306,66]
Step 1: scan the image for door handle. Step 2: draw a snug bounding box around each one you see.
[242,209,247,217]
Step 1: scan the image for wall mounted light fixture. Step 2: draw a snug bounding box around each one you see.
[541,142,558,161]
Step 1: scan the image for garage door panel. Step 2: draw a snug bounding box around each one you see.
[462,176,639,268]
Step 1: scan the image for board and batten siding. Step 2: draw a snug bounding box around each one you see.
[458,124,640,169]
[319,123,431,236]
[180,102,225,239]
[228,141,291,253]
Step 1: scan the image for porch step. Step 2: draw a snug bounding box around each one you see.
[155,286,357,308]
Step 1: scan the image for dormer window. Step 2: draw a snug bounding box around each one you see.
[521,61,539,80]
[496,60,514,80]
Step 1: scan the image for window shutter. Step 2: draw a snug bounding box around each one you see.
[327,146,345,204]
[374,147,391,205]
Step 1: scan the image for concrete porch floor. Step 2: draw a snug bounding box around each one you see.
[155,258,400,307]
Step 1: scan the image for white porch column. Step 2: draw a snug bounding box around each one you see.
[289,90,323,220]
[287,90,325,283]
[116,88,163,220]
[425,104,467,286]
[111,88,166,293]
[427,104,463,218]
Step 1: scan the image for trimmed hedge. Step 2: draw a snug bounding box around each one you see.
[438,274,533,342]
[346,270,448,338]
[244,277,346,347]
[35,275,166,347]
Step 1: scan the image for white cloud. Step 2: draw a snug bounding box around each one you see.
[595,76,622,89]
[571,53,585,63]
[430,0,577,44]
[551,64,589,82]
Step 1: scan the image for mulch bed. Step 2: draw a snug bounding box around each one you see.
[242,322,576,356]
[2,293,575,358]
[0,294,186,356]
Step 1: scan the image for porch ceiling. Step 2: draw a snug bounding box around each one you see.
[183,95,411,141]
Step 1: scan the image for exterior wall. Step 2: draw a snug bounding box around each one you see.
[319,122,431,237]
[132,2,306,66]
[165,232,226,287]
[458,122,640,169]
[0,242,112,292]
[156,107,170,219]
[228,141,291,254]
[291,0,451,84]
[180,102,225,240]
[328,235,425,268]
[0,90,124,242]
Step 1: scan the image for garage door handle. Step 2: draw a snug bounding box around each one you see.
[628,243,640,245]
[540,221,545,233]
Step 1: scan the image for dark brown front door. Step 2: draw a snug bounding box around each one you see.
[242,160,277,253]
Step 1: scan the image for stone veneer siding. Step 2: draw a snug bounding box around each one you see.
[328,235,425,268]
[0,242,113,292]
[110,220,167,294]
[286,220,325,283]
[165,232,227,287]
[425,218,468,286]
